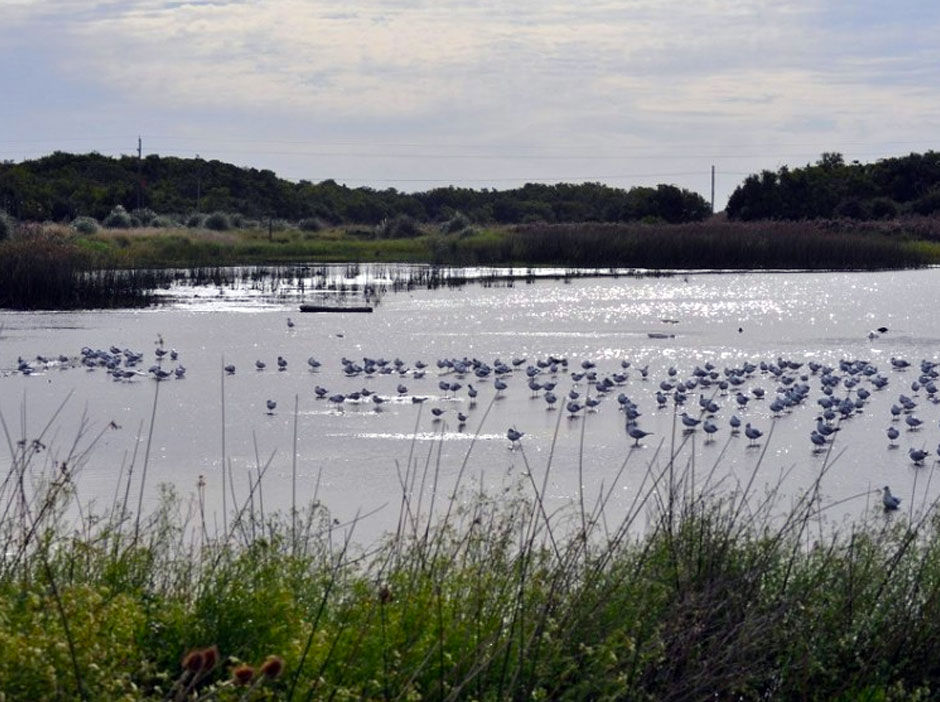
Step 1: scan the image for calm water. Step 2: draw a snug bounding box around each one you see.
[2,267,940,543]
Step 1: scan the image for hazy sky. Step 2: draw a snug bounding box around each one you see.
[2,0,939,208]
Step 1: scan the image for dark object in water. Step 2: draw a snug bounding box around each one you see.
[299,304,373,313]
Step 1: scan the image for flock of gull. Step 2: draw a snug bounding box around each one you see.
[7,322,940,513]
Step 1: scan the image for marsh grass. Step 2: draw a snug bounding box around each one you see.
[21,217,940,272]
[4,388,940,700]
[0,226,170,309]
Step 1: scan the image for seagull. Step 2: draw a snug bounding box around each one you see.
[702,420,719,441]
[882,485,901,511]
[507,427,524,449]
[905,415,923,431]
[627,424,653,447]
[729,415,741,433]
[909,447,929,465]
[277,355,288,371]
[680,412,701,430]
[887,426,900,446]
[744,423,763,446]
[265,399,277,414]
[224,364,236,375]
[307,357,321,370]
[431,407,445,418]
[809,431,827,452]
[287,317,295,328]
[255,360,266,371]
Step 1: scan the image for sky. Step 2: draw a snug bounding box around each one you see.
[1,0,939,210]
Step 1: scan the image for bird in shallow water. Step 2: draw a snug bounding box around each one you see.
[224,364,236,375]
[506,427,524,449]
[744,423,763,446]
[909,447,928,465]
[882,485,901,511]
[627,424,653,447]
[887,426,899,446]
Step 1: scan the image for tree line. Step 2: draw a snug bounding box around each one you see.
[0,151,711,226]
[726,151,940,220]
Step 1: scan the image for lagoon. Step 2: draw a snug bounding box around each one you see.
[2,265,939,543]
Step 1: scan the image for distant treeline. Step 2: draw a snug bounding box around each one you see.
[727,151,940,220]
[0,151,711,225]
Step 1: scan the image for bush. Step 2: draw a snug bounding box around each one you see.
[440,211,471,234]
[185,213,206,228]
[131,207,157,226]
[204,211,231,231]
[70,216,99,235]
[375,214,421,239]
[103,205,133,229]
[869,197,900,220]
[298,217,324,232]
[0,211,13,241]
[150,215,177,228]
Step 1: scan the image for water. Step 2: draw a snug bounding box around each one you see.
[2,267,939,543]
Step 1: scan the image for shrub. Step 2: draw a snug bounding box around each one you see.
[150,215,177,228]
[186,213,206,228]
[375,214,421,239]
[298,217,324,232]
[103,205,133,229]
[440,211,471,234]
[131,207,157,226]
[70,216,99,235]
[204,211,231,231]
[0,211,13,241]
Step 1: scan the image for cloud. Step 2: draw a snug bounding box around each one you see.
[2,0,939,205]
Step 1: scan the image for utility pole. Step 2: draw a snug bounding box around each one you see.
[136,136,143,211]
[710,165,715,214]
[195,154,201,212]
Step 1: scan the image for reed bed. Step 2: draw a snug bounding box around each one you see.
[3,389,940,701]
[499,220,932,270]
[0,228,171,309]
[30,218,940,273]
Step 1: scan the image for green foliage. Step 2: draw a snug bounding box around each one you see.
[0,152,712,226]
[185,213,205,228]
[727,151,940,220]
[8,426,940,701]
[70,215,99,235]
[203,211,231,231]
[103,204,133,229]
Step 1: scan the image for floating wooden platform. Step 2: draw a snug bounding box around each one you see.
[299,304,373,313]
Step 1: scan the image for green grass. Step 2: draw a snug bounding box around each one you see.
[4,393,940,700]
